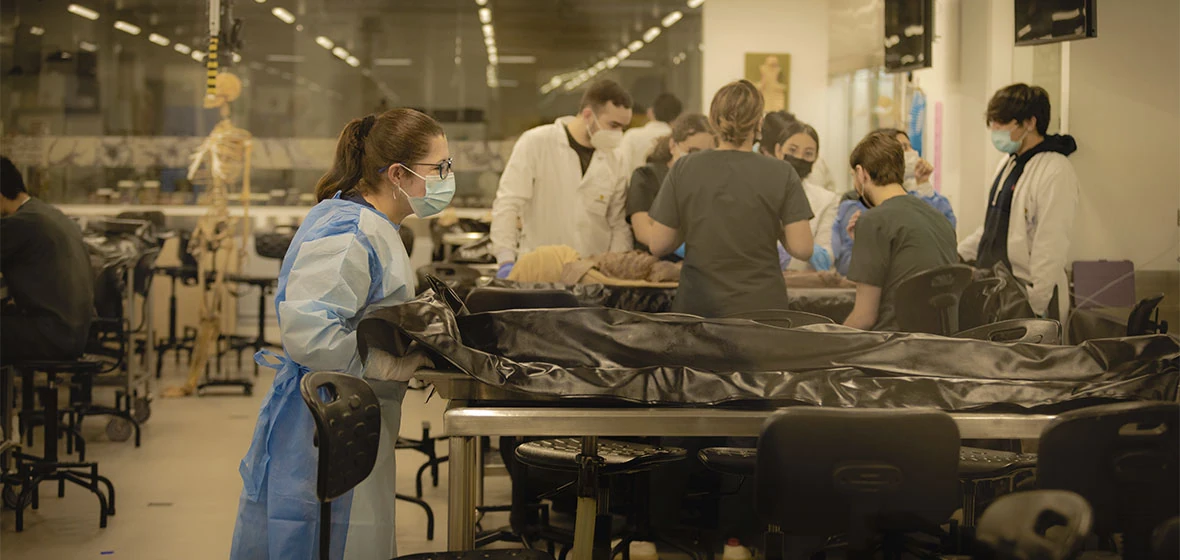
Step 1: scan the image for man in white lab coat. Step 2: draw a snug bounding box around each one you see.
[959,84,1080,320]
[619,92,682,176]
[492,80,635,276]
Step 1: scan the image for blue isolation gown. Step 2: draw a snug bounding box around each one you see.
[230,193,414,559]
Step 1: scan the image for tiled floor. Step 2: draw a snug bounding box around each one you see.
[0,363,504,559]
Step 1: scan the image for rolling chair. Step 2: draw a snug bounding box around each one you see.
[1127,294,1169,336]
[895,265,975,335]
[955,319,1063,345]
[722,309,834,328]
[974,491,1093,560]
[1038,401,1179,559]
[756,408,961,560]
[300,371,553,560]
[959,277,1006,332]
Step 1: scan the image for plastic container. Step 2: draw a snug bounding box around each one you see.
[722,539,751,560]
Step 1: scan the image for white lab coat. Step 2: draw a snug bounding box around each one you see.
[959,153,1080,319]
[619,120,672,177]
[491,117,633,263]
[786,181,838,271]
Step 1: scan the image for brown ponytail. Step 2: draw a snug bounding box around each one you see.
[314,108,445,202]
[647,113,713,165]
[709,79,764,147]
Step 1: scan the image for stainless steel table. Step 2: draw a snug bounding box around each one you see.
[440,396,1055,550]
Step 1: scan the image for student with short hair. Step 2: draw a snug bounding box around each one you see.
[959,83,1079,319]
[841,131,958,331]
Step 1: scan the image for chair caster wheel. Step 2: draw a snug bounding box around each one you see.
[132,397,151,423]
[106,418,133,442]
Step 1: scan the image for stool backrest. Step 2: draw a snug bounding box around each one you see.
[756,408,960,546]
[1127,294,1168,336]
[975,490,1093,560]
[895,264,975,335]
[955,319,1062,345]
[255,229,296,260]
[1038,402,1179,545]
[724,309,834,328]
[959,276,1006,331]
[465,287,580,313]
[299,371,382,502]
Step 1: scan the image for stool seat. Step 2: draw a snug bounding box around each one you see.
[515,438,686,475]
[697,447,757,477]
[11,359,104,374]
[958,447,1038,479]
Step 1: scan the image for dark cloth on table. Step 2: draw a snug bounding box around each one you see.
[564,124,595,176]
[846,195,958,331]
[0,198,94,362]
[648,150,813,318]
[625,162,670,255]
[976,134,1078,270]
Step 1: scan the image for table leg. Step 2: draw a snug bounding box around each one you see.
[447,435,478,551]
[474,439,484,508]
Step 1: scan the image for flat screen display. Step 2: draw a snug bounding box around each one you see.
[884,0,933,73]
[1015,0,1097,46]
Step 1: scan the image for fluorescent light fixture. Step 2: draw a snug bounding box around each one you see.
[29,26,45,36]
[617,48,631,60]
[904,24,924,37]
[315,36,334,49]
[496,55,536,64]
[374,58,413,66]
[254,0,266,3]
[594,60,607,71]
[482,24,494,37]
[266,54,304,63]
[361,68,372,76]
[271,7,295,24]
[192,50,206,61]
[174,43,192,54]
[346,55,360,67]
[475,0,488,5]
[484,36,495,47]
[148,33,170,46]
[587,67,599,77]
[479,8,491,24]
[488,53,498,65]
[332,46,349,60]
[643,27,661,42]
[114,21,141,35]
[619,59,654,68]
[687,0,705,8]
[487,45,497,56]
[606,56,620,68]
[80,41,98,52]
[233,53,242,63]
[67,4,99,20]
[662,11,683,27]
[628,40,644,52]
[549,76,563,87]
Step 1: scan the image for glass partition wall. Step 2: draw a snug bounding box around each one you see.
[0,0,703,208]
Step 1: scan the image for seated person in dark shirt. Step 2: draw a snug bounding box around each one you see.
[0,156,95,362]
[626,113,715,256]
[842,132,958,331]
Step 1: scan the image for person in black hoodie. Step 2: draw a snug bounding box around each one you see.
[0,156,94,363]
[959,84,1079,320]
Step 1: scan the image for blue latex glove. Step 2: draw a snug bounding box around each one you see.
[809,245,832,271]
[496,262,514,279]
[778,243,791,270]
[673,244,686,259]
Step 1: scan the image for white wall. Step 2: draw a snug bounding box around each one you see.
[702,0,829,125]
[1065,0,1180,271]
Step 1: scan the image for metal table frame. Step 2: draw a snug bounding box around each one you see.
[442,403,1056,550]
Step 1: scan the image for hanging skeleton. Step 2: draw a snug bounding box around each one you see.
[165,38,253,396]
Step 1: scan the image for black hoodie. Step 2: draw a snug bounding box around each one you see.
[975,134,1078,271]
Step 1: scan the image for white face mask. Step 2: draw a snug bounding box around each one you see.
[904,150,919,182]
[588,113,622,151]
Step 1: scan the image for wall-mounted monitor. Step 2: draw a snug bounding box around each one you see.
[884,0,933,73]
[1015,0,1097,46]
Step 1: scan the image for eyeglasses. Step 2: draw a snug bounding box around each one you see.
[379,158,453,180]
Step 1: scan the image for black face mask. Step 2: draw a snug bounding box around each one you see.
[783,154,814,180]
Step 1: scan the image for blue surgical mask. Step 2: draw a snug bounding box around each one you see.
[991,127,1028,154]
[399,166,456,218]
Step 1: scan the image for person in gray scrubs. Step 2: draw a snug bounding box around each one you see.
[643,80,815,318]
